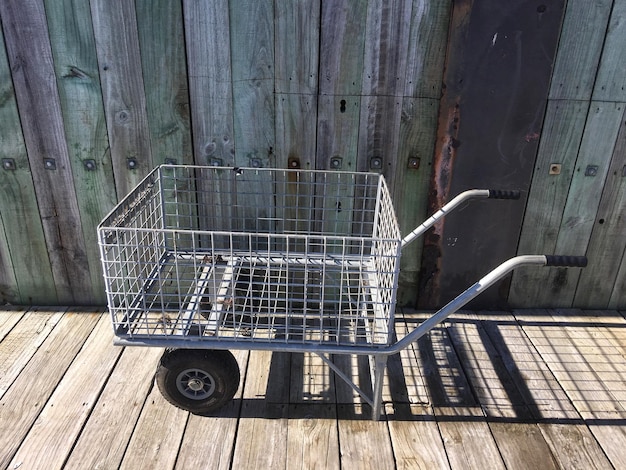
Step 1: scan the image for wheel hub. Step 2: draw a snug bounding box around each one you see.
[176,368,216,400]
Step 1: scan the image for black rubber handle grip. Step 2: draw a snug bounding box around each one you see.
[545,255,588,267]
[488,189,521,199]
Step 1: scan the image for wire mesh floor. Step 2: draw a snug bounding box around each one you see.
[115,250,391,346]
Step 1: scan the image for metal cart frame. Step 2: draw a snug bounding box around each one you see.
[98,165,586,419]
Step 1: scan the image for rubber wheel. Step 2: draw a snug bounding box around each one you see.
[156,349,240,414]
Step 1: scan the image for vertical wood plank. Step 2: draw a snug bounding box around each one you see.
[610,251,626,309]
[229,0,275,168]
[0,27,56,305]
[357,0,412,186]
[0,215,18,304]
[136,0,192,166]
[549,0,613,100]
[319,0,367,97]
[403,0,452,99]
[575,120,626,307]
[275,0,319,96]
[0,0,93,304]
[316,0,367,170]
[275,1,320,170]
[592,0,626,101]
[536,102,624,306]
[44,0,117,304]
[90,0,153,197]
[394,1,451,305]
[183,0,234,167]
[509,100,588,306]
[394,98,439,306]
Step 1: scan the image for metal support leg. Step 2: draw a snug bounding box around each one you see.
[371,354,387,420]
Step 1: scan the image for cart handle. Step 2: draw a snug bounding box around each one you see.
[401,188,521,248]
[389,254,587,354]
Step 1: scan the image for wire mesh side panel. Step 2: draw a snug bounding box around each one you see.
[98,169,167,334]
[100,166,402,348]
[369,177,402,344]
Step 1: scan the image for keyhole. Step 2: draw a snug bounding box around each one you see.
[340,99,346,113]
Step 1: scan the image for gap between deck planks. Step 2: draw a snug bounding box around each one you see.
[1,308,626,469]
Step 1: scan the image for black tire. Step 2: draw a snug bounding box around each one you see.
[156,349,240,414]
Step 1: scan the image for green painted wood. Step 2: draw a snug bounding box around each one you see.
[228,0,275,236]
[44,0,117,305]
[0,26,56,304]
[395,1,451,305]
[403,0,452,99]
[275,0,320,96]
[183,0,234,167]
[509,100,588,307]
[574,117,626,308]
[276,94,317,170]
[535,102,624,307]
[593,0,626,102]
[136,0,192,166]
[395,98,439,306]
[317,0,367,169]
[610,249,626,309]
[0,0,93,304]
[358,0,412,187]
[229,0,275,168]
[549,0,613,100]
[0,216,18,304]
[275,1,319,170]
[90,0,153,197]
[319,0,368,97]
[316,96,360,171]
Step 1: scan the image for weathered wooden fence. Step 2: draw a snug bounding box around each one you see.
[0,0,623,309]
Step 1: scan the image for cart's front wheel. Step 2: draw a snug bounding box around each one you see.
[156,349,240,414]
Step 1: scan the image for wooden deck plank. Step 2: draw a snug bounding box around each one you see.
[8,312,121,470]
[63,346,163,469]
[286,404,340,470]
[386,403,450,470]
[0,308,64,400]
[337,404,394,470]
[232,350,289,469]
[447,313,560,469]
[514,309,617,468]
[119,385,188,470]
[0,310,98,469]
[290,352,335,404]
[412,323,506,470]
[0,307,26,342]
[1,308,625,468]
[175,349,249,470]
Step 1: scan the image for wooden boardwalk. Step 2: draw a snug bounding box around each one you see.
[1,307,626,469]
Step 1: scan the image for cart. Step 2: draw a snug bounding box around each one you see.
[97,165,586,419]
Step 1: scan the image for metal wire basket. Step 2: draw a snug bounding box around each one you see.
[98,165,401,349]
